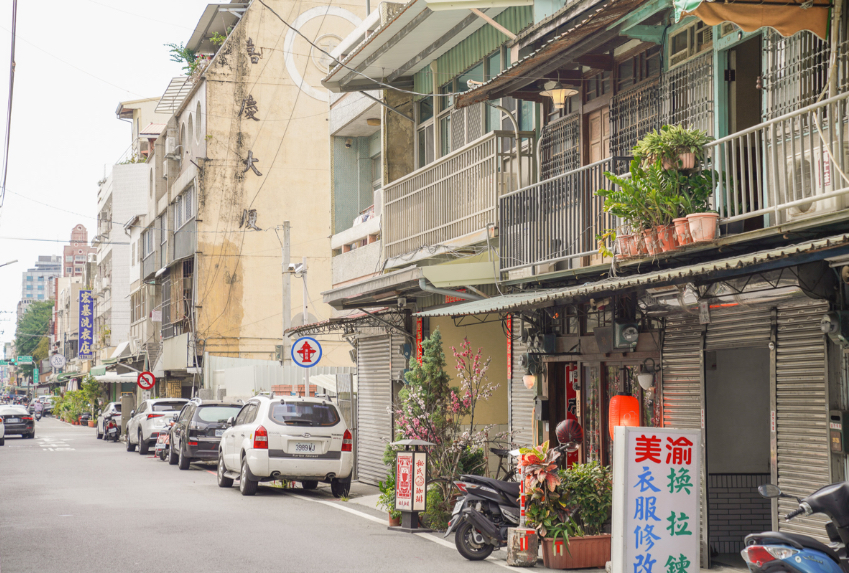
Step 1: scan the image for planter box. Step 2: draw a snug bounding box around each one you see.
[541,534,611,570]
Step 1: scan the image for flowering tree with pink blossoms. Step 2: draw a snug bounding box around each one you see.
[392,328,502,518]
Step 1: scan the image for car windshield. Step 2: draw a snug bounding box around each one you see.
[0,407,27,415]
[112,404,121,412]
[152,402,185,412]
[197,406,241,423]
[270,402,341,427]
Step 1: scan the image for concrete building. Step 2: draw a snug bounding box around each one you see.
[62,225,96,278]
[21,255,61,303]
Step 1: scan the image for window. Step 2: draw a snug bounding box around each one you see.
[75,267,82,273]
[26,276,32,281]
[270,401,341,427]
[37,285,44,290]
[75,255,85,261]
[66,267,72,273]
[197,405,241,423]
[184,187,194,222]
[26,284,31,290]
[486,51,501,81]
[416,97,434,168]
[519,99,534,132]
[160,214,167,245]
[37,295,44,300]
[152,401,186,412]
[37,276,44,281]
[371,154,381,189]
[65,256,73,262]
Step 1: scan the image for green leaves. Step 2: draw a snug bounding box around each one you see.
[632,125,714,165]
[165,42,198,76]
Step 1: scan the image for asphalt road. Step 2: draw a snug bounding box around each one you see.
[0,417,514,573]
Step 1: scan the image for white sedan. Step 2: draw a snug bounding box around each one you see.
[125,398,188,455]
[1,415,4,446]
[217,396,353,497]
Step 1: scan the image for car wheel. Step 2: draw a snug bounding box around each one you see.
[96,424,103,439]
[168,443,178,465]
[217,454,233,488]
[239,457,258,496]
[0,437,4,446]
[138,431,149,455]
[126,431,136,452]
[178,446,190,470]
[28,432,35,439]
[454,521,494,561]
[330,478,350,498]
[301,480,319,490]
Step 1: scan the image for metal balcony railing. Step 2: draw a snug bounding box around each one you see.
[711,90,849,226]
[499,157,630,273]
[383,130,535,261]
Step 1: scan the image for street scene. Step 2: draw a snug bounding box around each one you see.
[1,0,849,572]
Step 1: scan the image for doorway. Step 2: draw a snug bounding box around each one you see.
[705,347,771,566]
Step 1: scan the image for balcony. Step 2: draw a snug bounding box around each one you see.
[499,90,849,275]
[383,130,534,264]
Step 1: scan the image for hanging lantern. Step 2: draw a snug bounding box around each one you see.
[523,374,536,390]
[608,394,640,439]
[540,81,578,110]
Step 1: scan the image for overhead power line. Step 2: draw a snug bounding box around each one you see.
[0,0,18,227]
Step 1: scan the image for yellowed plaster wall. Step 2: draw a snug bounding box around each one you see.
[428,318,508,427]
[194,0,365,365]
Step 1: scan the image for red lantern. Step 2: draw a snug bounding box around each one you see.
[608,394,640,438]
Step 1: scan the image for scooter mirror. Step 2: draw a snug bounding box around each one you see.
[758,484,782,498]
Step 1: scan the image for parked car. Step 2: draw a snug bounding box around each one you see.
[1,414,4,445]
[96,402,122,439]
[39,396,54,416]
[169,400,242,470]
[0,405,34,438]
[125,398,188,455]
[217,396,353,497]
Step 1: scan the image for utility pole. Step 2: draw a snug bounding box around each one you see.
[301,256,309,397]
[280,222,291,368]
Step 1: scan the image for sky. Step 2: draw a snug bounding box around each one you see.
[0,0,212,344]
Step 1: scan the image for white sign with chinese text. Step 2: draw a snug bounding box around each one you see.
[395,452,413,512]
[412,451,427,512]
[612,426,701,573]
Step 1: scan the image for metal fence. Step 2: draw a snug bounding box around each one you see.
[383,130,535,261]
[499,156,630,273]
[710,90,849,225]
[540,113,581,181]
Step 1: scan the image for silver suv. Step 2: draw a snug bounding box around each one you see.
[126,398,188,455]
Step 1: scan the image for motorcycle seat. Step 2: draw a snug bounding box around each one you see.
[460,475,521,500]
[745,531,840,564]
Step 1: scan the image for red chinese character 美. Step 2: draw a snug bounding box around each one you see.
[635,435,662,463]
[665,436,693,465]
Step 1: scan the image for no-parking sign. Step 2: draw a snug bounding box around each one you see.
[292,337,322,368]
[137,371,156,390]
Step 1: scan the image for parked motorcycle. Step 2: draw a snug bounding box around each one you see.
[156,419,175,462]
[743,482,849,572]
[103,413,120,442]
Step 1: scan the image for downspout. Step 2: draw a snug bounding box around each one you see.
[487,103,522,188]
[829,0,844,97]
[418,279,483,301]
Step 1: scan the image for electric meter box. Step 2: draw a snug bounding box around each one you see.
[829,410,849,454]
[534,397,549,421]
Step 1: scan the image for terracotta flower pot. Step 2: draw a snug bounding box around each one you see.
[662,152,696,170]
[88,421,95,428]
[541,535,612,569]
[655,225,678,252]
[687,212,719,242]
[616,234,634,259]
[673,217,693,246]
[633,233,648,256]
[641,228,659,256]
[388,514,401,527]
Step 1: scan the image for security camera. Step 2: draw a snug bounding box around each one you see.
[287,263,298,272]
[345,138,353,149]
[397,297,407,308]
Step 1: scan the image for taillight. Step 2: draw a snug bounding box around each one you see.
[741,546,778,567]
[147,413,163,420]
[253,426,268,449]
[22,416,33,421]
[456,482,468,493]
[188,441,198,446]
[342,429,353,452]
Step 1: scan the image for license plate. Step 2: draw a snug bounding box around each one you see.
[294,442,316,453]
[6,418,18,423]
[215,429,224,437]
[452,501,464,515]
[155,443,166,450]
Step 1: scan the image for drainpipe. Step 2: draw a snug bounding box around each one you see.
[487,103,522,188]
[829,0,843,97]
[418,279,483,301]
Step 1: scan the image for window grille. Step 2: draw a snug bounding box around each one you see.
[540,113,580,180]
[175,196,183,229]
[610,80,661,158]
[762,30,831,120]
[661,51,714,135]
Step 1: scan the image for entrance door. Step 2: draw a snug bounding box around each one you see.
[587,107,610,163]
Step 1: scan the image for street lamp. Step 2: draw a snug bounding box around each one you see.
[0,260,18,269]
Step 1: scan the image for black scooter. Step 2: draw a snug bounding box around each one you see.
[103,414,120,442]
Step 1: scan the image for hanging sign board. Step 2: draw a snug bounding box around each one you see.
[395,451,414,511]
[612,426,701,573]
[78,290,94,360]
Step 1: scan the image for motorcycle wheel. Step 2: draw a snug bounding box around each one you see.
[454,521,494,561]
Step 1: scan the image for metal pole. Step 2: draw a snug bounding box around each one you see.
[281,222,291,368]
[302,256,308,397]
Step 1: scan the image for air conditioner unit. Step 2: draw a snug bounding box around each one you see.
[781,136,849,222]
[165,136,177,155]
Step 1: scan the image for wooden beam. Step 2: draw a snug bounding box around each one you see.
[575,53,614,71]
[470,8,517,40]
[542,70,584,82]
[511,91,549,104]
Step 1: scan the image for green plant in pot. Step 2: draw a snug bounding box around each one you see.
[633,125,713,170]
[377,472,402,525]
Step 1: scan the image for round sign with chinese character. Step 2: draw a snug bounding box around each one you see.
[50,354,66,368]
[291,337,322,368]
[137,371,156,390]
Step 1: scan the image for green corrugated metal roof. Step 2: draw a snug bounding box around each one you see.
[90,365,108,376]
[416,233,849,317]
[413,6,533,97]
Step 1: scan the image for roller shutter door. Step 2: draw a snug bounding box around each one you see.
[704,306,772,350]
[356,336,392,485]
[775,299,831,541]
[510,315,535,447]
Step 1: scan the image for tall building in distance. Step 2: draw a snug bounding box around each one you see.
[20,255,61,302]
[63,224,96,278]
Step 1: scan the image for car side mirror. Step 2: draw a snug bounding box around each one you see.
[226,417,234,427]
[130,410,135,417]
[172,413,179,422]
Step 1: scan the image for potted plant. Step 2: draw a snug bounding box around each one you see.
[378,472,402,527]
[633,125,713,171]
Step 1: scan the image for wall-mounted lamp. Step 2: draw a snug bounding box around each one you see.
[540,81,578,110]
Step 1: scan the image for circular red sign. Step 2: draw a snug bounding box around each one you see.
[137,371,156,390]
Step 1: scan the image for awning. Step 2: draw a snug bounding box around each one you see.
[286,308,406,338]
[417,233,849,317]
[109,341,131,361]
[90,365,108,377]
[674,0,831,40]
[94,372,139,384]
[309,374,359,394]
[322,265,425,310]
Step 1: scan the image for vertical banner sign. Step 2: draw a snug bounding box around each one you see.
[78,290,94,360]
[506,315,512,380]
[33,366,39,385]
[395,451,414,511]
[416,318,423,365]
[612,426,701,573]
[412,451,427,511]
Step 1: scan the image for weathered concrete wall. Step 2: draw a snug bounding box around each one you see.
[331,241,381,286]
[194,0,367,368]
[383,89,415,184]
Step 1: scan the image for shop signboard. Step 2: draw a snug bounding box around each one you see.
[612,426,701,573]
[415,318,423,365]
[78,290,94,360]
[395,451,413,511]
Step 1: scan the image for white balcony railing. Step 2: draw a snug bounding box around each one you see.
[383,130,534,261]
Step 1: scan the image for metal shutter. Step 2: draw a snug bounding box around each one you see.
[510,315,535,447]
[356,336,392,486]
[705,306,772,350]
[662,313,709,567]
[775,299,831,541]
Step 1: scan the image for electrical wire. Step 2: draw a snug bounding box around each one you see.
[0,0,17,228]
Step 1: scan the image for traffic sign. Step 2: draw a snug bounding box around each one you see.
[17,356,32,364]
[292,337,322,368]
[50,354,66,368]
[137,371,156,390]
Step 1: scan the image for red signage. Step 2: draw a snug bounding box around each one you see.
[137,371,156,391]
[506,315,512,380]
[415,318,423,365]
[444,288,467,304]
[395,452,413,511]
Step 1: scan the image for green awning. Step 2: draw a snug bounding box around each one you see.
[101,357,118,365]
[674,0,830,40]
[89,366,108,376]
